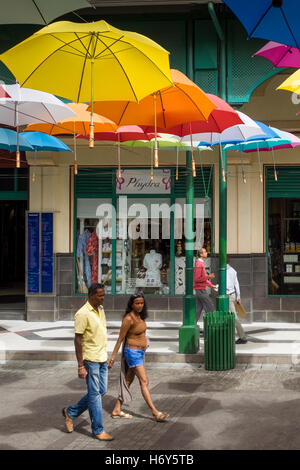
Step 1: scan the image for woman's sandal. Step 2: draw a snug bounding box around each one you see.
[153,411,169,422]
[111,411,133,419]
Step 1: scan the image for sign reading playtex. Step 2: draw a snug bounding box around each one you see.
[116,169,171,194]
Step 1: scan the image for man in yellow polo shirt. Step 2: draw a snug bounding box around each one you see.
[62,283,114,441]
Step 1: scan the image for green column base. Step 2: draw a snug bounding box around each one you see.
[179,325,200,354]
[216,295,229,312]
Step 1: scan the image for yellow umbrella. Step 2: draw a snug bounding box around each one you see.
[277,69,300,95]
[0,20,173,147]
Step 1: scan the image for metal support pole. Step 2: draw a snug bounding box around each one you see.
[179,17,199,354]
[216,148,229,312]
[208,1,228,312]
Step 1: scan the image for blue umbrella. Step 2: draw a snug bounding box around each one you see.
[0,128,33,153]
[20,131,72,182]
[222,0,300,49]
[20,131,72,152]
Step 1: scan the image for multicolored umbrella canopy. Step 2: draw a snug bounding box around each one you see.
[0,20,173,148]
[0,82,75,167]
[90,69,217,169]
[0,0,91,25]
[222,0,300,48]
[180,111,267,146]
[78,125,156,177]
[25,103,117,136]
[91,69,217,128]
[254,41,300,68]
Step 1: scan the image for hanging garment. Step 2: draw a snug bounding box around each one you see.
[76,231,92,288]
[86,231,99,284]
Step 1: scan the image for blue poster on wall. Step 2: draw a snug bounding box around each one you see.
[27,213,40,293]
[41,213,54,293]
[27,212,54,294]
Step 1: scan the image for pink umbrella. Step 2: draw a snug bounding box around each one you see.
[254,41,300,68]
[78,125,156,177]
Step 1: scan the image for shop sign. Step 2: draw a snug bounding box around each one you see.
[116,169,171,194]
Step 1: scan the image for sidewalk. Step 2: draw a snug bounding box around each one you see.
[1,359,300,450]
[1,319,300,364]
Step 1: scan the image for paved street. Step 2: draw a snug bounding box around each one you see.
[1,360,300,451]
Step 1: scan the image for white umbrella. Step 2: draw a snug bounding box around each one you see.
[0,83,76,167]
[180,111,266,146]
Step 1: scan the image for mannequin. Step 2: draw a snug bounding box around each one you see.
[143,249,162,286]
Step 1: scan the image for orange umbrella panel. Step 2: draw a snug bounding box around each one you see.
[89,69,217,128]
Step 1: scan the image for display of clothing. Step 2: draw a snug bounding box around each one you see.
[86,231,99,284]
[143,250,162,286]
[76,230,92,288]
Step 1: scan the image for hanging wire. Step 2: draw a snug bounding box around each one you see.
[256,143,263,183]
[219,135,225,182]
[73,120,78,175]
[271,148,278,181]
[32,149,37,182]
[189,123,196,177]
[240,149,246,184]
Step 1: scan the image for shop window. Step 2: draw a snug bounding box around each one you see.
[76,198,113,295]
[268,198,300,295]
[174,198,212,295]
[117,198,170,295]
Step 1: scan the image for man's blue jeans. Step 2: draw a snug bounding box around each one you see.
[67,361,108,436]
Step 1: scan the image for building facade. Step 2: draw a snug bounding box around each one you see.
[0,2,299,321]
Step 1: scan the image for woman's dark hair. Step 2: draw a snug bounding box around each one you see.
[124,292,148,320]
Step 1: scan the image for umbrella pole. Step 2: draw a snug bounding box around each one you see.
[271,148,278,181]
[257,144,263,183]
[189,123,196,177]
[117,138,121,178]
[15,102,20,168]
[150,144,154,180]
[89,58,95,149]
[153,93,159,167]
[176,146,179,180]
[32,149,37,182]
[74,121,78,175]
[240,150,246,184]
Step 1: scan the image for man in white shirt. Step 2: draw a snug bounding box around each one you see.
[227,264,247,344]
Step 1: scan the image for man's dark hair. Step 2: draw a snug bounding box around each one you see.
[88,283,105,297]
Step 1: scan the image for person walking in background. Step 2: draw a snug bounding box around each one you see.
[62,283,114,441]
[227,263,248,344]
[108,293,169,422]
[193,247,216,327]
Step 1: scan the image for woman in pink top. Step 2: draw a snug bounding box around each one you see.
[193,247,215,324]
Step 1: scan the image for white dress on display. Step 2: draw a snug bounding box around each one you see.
[143,250,162,286]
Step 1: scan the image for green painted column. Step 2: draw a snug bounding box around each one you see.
[179,150,200,353]
[216,148,229,312]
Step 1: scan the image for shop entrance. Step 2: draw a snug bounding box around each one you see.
[0,200,26,303]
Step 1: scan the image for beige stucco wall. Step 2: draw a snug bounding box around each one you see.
[26,71,300,254]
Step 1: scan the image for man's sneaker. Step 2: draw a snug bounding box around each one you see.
[235,338,247,344]
[62,408,73,433]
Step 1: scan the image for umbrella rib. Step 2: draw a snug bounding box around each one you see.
[74,33,93,58]
[32,0,47,25]
[49,33,92,57]
[20,36,90,87]
[280,8,300,49]
[117,102,131,126]
[94,35,138,102]
[157,91,166,128]
[248,5,272,37]
[76,35,94,104]
[274,45,291,67]
[171,83,208,120]
[94,35,126,59]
